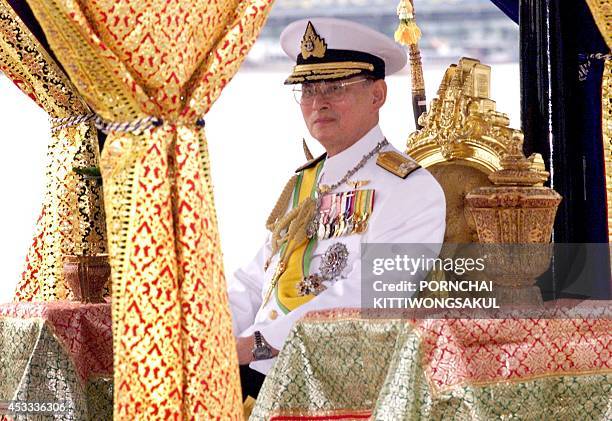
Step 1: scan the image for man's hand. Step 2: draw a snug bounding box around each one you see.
[236,335,280,365]
[236,335,255,365]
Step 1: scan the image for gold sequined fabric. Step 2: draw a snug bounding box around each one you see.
[20,0,273,418]
[585,0,612,242]
[603,60,612,242]
[0,0,107,301]
[101,125,241,419]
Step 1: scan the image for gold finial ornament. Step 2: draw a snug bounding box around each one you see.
[487,132,550,187]
[301,21,327,59]
[394,0,421,46]
[407,57,511,172]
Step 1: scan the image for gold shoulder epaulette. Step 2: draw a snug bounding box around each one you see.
[295,152,326,173]
[376,151,420,178]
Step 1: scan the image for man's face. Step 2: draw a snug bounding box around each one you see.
[299,76,387,155]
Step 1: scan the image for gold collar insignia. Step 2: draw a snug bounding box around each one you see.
[301,21,327,59]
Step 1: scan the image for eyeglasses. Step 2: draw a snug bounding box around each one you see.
[292,78,371,105]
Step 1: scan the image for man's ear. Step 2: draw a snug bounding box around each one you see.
[372,79,387,110]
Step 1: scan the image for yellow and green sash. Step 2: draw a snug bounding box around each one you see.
[275,160,324,313]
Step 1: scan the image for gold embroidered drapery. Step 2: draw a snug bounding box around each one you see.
[585,0,612,242]
[0,0,107,301]
[20,0,274,418]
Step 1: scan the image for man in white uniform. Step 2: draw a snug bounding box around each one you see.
[227,18,446,399]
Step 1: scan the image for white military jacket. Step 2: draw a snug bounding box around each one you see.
[228,125,446,374]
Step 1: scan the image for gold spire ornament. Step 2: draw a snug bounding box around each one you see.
[303,138,314,161]
[301,21,327,59]
[394,0,422,46]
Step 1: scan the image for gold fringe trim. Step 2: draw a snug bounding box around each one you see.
[286,61,375,83]
[286,70,363,84]
[293,68,364,77]
[292,61,374,73]
[603,59,612,242]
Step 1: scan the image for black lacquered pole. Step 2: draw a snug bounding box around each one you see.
[409,45,427,129]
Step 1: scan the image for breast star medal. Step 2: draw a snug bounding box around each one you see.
[297,242,349,296]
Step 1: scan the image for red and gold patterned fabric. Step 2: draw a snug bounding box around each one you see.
[0,301,112,382]
[253,303,612,420]
[18,0,274,418]
[0,0,107,301]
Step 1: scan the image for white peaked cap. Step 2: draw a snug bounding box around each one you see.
[280,17,407,84]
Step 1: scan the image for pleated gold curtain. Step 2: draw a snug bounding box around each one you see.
[20,0,274,418]
[0,0,107,301]
[584,0,611,242]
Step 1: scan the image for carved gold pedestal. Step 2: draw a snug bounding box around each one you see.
[466,133,562,304]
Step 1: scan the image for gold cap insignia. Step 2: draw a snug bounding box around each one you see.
[301,21,327,59]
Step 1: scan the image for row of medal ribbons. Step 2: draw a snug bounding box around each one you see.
[315,189,375,240]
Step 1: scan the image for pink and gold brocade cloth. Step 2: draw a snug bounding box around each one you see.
[0,301,113,420]
[0,301,112,381]
[251,302,612,420]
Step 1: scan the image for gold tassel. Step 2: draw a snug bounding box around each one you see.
[268,197,316,268]
[394,0,422,46]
